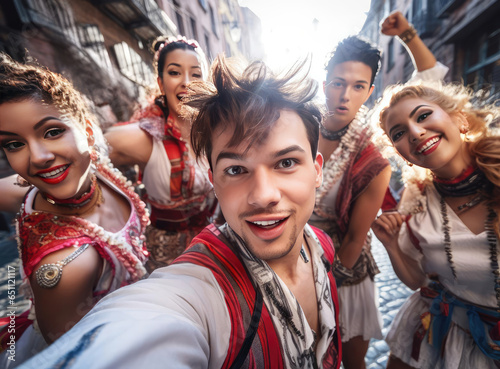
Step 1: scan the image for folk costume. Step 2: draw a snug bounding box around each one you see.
[130,101,216,271]
[0,160,149,368]
[386,178,500,369]
[310,62,450,343]
[310,106,387,342]
[18,223,341,369]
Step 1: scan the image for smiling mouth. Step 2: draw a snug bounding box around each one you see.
[176,94,185,101]
[417,136,441,154]
[38,165,69,179]
[248,218,287,228]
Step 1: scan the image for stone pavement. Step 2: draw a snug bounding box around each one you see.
[365,233,413,369]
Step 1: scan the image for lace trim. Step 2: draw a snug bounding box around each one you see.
[315,106,370,218]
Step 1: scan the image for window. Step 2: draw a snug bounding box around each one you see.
[209,5,218,36]
[79,24,112,70]
[190,17,199,40]
[383,0,390,17]
[175,11,185,36]
[463,23,500,95]
[387,38,395,71]
[198,0,208,11]
[24,0,78,42]
[204,33,211,60]
[412,0,423,19]
[113,42,153,85]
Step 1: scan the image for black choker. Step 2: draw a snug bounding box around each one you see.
[320,123,350,141]
[433,169,490,197]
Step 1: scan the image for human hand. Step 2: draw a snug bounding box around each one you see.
[371,211,406,249]
[380,11,411,36]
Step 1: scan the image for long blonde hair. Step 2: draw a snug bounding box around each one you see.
[379,81,500,236]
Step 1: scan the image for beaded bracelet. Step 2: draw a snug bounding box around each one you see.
[398,25,417,44]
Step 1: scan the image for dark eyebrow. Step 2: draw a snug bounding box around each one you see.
[330,77,369,85]
[0,116,59,136]
[166,63,201,70]
[273,145,305,158]
[215,145,306,165]
[410,105,429,118]
[215,151,243,165]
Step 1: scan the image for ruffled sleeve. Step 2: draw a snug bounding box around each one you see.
[410,62,449,82]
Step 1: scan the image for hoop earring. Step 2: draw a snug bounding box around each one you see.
[14,175,31,187]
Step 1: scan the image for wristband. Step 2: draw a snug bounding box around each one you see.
[398,25,417,44]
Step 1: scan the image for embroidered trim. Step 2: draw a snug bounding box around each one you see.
[315,106,370,218]
[397,181,427,216]
[17,156,150,284]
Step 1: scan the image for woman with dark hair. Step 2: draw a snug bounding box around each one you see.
[0,53,148,367]
[373,80,500,368]
[105,36,217,272]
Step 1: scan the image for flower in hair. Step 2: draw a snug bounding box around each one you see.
[155,35,199,60]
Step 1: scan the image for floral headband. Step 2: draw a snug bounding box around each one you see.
[155,36,199,60]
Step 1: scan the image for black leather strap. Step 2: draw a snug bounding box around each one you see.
[229,286,264,369]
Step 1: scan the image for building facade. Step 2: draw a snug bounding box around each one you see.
[361,0,500,103]
[0,0,264,177]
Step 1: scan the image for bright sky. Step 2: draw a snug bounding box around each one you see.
[238,0,372,100]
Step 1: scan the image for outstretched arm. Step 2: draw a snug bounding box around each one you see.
[371,211,426,290]
[381,11,436,72]
[336,166,391,269]
[104,123,153,173]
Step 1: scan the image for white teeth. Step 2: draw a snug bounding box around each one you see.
[252,220,280,226]
[39,166,67,178]
[418,137,440,153]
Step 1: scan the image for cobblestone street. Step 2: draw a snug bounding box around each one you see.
[0,216,412,368]
[366,234,413,368]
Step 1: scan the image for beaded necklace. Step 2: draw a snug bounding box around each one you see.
[433,167,488,197]
[40,175,104,217]
[320,122,350,141]
[440,197,500,307]
[42,175,97,207]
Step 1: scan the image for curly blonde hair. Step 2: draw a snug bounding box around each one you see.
[379,80,500,236]
[0,52,92,130]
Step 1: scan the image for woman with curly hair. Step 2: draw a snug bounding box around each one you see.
[372,81,500,368]
[0,53,149,367]
[105,36,217,272]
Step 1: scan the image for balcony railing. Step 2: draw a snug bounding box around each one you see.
[90,0,176,42]
[435,0,467,18]
[412,9,440,38]
[14,0,79,43]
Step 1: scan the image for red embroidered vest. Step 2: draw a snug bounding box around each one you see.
[173,224,341,369]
